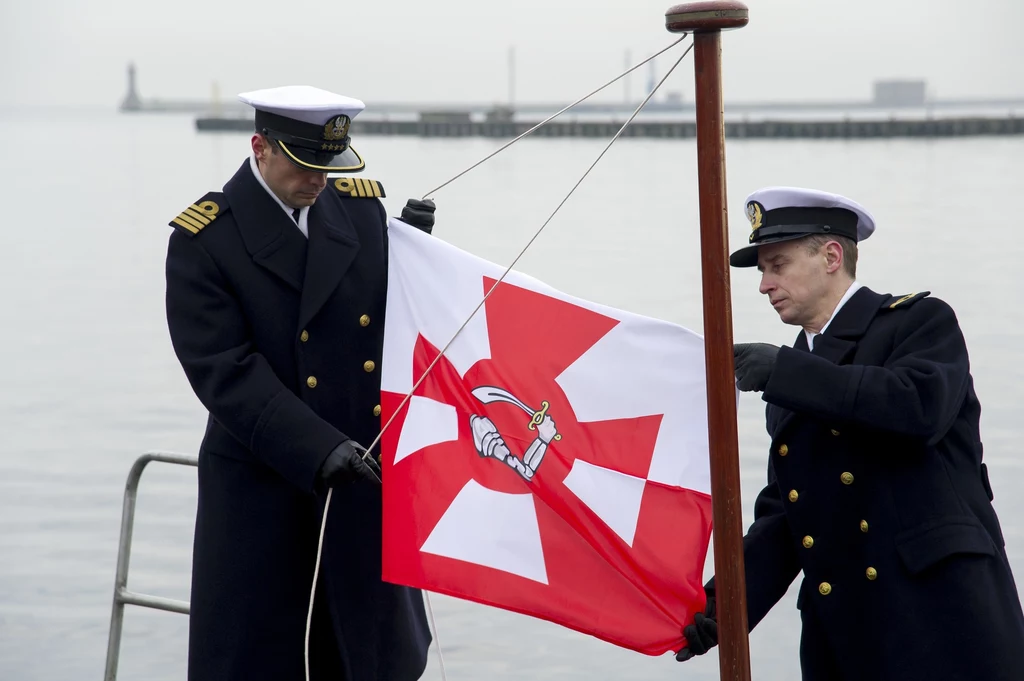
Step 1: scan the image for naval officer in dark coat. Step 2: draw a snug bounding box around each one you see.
[676,186,1024,680]
[164,85,436,681]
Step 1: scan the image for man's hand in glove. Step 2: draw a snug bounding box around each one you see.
[401,198,436,234]
[733,342,780,392]
[676,597,718,662]
[317,439,381,489]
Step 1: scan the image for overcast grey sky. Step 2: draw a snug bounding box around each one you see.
[4,0,1023,110]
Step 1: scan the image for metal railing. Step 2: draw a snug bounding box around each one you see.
[103,451,198,681]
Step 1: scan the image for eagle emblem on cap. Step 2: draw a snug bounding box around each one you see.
[746,201,764,232]
[323,115,350,142]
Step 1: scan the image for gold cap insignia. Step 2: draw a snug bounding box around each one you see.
[323,115,350,142]
[746,201,764,242]
[746,201,764,231]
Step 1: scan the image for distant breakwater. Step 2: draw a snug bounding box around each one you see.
[195,115,1024,140]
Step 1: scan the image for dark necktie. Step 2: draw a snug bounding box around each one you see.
[291,208,300,222]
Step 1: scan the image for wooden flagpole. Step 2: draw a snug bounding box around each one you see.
[664,3,751,681]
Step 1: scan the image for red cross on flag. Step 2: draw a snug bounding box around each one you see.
[379,218,717,655]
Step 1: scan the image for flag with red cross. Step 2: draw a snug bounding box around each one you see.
[379,218,717,656]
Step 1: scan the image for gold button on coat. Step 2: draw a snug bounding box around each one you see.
[788,490,799,503]
[830,429,840,436]
[841,472,855,485]
[363,360,376,373]
[778,444,789,456]
[359,315,370,327]
[819,582,832,596]
[860,520,869,533]
[866,567,878,581]
[373,404,382,417]
[802,536,814,549]
[300,330,309,342]
[306,376,318,388]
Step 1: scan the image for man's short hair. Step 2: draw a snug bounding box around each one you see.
[804,234,857,278]
[258,133,280,155]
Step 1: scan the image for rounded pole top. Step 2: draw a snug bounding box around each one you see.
[665,1,749,33]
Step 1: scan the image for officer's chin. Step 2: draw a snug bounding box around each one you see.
[773,304,799,325]
[293,192,321,206]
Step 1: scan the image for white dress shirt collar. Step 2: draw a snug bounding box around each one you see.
[805,280,863,350]
[248,154,308,238]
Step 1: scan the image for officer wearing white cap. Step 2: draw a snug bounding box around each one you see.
[677,187,1024,680]
[239,85,369,173]
[727,186,875,269]
[163,86,433,681]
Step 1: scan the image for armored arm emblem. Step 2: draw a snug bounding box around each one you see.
[470,386,562,482]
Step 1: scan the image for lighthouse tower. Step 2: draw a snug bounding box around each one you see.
[120,63,141,111]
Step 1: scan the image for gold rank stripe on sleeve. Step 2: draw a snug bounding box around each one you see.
[168,193,226,237]
[333,177,386,199]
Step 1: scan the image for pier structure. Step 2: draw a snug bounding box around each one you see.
[195,109,1024,140]
[119,62,1024,139]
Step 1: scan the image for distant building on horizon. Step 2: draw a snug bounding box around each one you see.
[873,79,928,107]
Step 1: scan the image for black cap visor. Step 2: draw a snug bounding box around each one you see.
[730,233,815,268]
[275,139,365,173]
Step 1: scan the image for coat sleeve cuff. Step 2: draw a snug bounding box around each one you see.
[762,346,862,423]
[252,390,348,492]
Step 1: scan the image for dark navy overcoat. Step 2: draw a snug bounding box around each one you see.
[718,286,1024,680]
[164,159,431,681]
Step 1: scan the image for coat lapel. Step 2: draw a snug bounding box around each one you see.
[225,160,307,292]
[810,286,885,365]
[767,286,887,437]
[298,193,360,331]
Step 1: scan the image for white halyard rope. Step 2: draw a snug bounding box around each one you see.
[420,35,689,200]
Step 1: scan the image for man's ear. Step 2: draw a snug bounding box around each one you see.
[251,134,271,163]
[824,240,844,274]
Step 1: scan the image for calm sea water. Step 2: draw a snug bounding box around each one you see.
[1,108,1022,680]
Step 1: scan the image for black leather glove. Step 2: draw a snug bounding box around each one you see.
[317,439,381,488]
[401,198,435,234]
[676,597,718,662]
[733,342,780,392]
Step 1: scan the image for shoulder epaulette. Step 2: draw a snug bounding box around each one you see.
[883,291,931,310]
[332,177,386,199]
[169,192,227,237]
